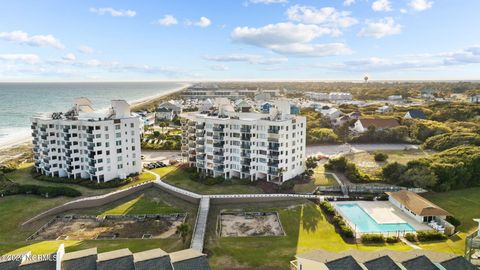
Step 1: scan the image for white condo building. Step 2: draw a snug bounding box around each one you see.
[31,98,142,183]
[181,101,306,182]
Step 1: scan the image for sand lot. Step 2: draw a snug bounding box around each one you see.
[33,215,184,240]
[219,212,284,237]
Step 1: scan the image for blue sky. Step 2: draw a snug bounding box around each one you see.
[0,0,479,81]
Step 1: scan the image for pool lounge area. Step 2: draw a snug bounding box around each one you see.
[333,201,431,236]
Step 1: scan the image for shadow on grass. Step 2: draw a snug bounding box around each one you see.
[301,204,322,233]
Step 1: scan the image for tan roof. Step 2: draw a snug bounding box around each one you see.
[62,248,97,261]
[359,118,400,129]
[133,248,168,262]
[97,248,132,262]
[169,249,204,263]
[386,190,450,216]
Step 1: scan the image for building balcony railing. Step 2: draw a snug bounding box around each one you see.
[196,147,205,152]
[268,129,280,134]
[241,143,251,149]
[196,124,205,129]
[196,155,206,161]
[189,157,196,162]
[213,127,224,132]
[268,161,279,167]
[240,128,251,133]
[213,150,224,156]
[213,142,225,148]
[213,157,224,164]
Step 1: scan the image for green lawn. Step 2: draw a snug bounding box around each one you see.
[1,189,196,256]
[294,166,339,193]
[6,163,156,197]
[345,149,431,176]
[206,201,412,270]
[153,166,264,195]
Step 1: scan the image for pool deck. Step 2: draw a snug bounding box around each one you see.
[333,201,431,232]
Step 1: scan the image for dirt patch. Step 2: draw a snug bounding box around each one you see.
[219,212,284,237]
[31,214,185,240]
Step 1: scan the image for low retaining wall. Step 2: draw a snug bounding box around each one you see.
[22,182,154,226]
[210,194,320,204]
[152,181,201,204]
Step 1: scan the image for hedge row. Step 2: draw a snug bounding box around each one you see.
[320,201,354,238]
[1,176,81,198]
[33,171,136,189]
[361,234,399,244]
[404,231,447,242]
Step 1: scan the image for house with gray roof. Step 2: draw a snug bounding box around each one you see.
[133,248,173,270]
[61,248,97,270]
[96,248,135,270]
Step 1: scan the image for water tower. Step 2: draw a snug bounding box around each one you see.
[364,75,369,83]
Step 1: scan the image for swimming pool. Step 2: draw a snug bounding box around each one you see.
[335,203,415,233]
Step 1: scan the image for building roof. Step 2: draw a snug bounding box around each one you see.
[363,255,402,270]
[156,107,173,112]
[133,249,172,270]
[61,248,98,270]
[295,249,469,270]
[170,249,210,270]
[358,118,400,129]
[325,255,364,270]
[62,248,97,262]
[440,256,478,270]
[401,255,438,270]
[386,190,450,216]
[406,110,426,119]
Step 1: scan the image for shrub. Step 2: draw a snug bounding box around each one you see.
[446,216,461,227]
[361,234,385,244]
[405,233,417,242]
[319,201,335,216]
[386,236,400,243]
[339,225,354,238]
[324,157,348,172]
[333,215,345,226]
[34,173,132,189]
[423,132,480,151]
[416,230,447,242]
[169,159,179,165]
[0,162,17,173]
[374,152,389,162]
[204,177,224,186]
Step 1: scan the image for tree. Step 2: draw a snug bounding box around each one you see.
[176,223,190,243]
[374,152,388,162]
[382,162,407,184]
[305,157,318,170]
[401,166,438,189]
[159,122,168,133]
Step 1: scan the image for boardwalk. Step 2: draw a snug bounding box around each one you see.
[191,197,210,252]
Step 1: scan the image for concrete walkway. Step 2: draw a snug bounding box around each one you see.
[400,236,422,249]
[191,197,210,252]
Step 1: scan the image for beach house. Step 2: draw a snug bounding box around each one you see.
[352,118,400,133]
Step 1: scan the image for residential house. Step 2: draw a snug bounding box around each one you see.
[470,95,480,103]
[388,95,403,101]
[235,99,253,112]
[377,105,392,113]
[158,101,182,115]
[254,92,271,102]
[352,118,400,133]
[290,104,300,115]
[404,110,426,119]
[155,107,174,121]
[259,102,273,113]
[319,107,343,120]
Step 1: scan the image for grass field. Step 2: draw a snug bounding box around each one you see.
[6,163,156,197]
[345,149,431,176]
[294,166,339,193]
[206,201,412,270]
[0,189,196,256]
[153,166,264,195]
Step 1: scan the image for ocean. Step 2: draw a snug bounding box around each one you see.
[0,82,187,147]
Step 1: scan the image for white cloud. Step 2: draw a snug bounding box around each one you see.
[185,16,212,27]
[195,17,211,28]
[409,0,433,11]
[248,0,288,4]
[62,53,76,61]
[358,17,402,39]
[400,8,408,14]
[231,23,351,57]
[89,7,136,17]
[0,54,39,64]
[286,5,358,28]
[372,0,393,12]
[78,45,94,54]
[343,0,355,6]
[157,15,178,26]
[0,30,64,49]
[203,54,287,65]
[209,64,230,71]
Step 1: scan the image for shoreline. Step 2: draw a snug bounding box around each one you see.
[0,83,190,154]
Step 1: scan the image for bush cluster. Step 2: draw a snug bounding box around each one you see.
[1,173,81,198]
[374,152,389,162]
[320,201,354,238]
[33,172,135,189]
[361,234,385,244]
[416,230,447,242]
[325,157,371,183]
[405,233,416,242]
[423,132,480,151]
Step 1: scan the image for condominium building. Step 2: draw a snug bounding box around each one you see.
[181,101,306,182]
[183,84,280,100]
[31,98,141,183]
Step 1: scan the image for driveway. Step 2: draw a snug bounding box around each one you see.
[141,150,181,162]
[306,143,419,157]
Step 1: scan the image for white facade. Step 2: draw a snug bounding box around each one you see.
[181,107,306,183]
[306,92,353,101]
[388,95,403,101]
[31,98,142,183]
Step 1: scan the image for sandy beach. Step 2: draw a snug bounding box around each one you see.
[0,83,190,161]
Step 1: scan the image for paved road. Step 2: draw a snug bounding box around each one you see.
[141,150,181,162]
[306,143,419,157]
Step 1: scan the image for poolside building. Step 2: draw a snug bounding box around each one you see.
[31,98,142,183]
[387,190,450,223]
[181,100,306,183]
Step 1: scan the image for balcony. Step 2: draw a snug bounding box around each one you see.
[189,157,196,162]
[214,165,225,172]
[196,155,206,161]
[269,144,280,151]
[268,161,279,167]
[242,167,250,173]
[213,157,225,164]
[213,150,224,156]
[240,127,251,133]
[213,127,224,132]
[40,135,47,140]
[196,147,205,153]
[89,168,97,174]
[213,142,225,148]
[241,143,251,149]
[213,135,223,141]
[197,139,205,145]
[196,124,205,129]
[268,129,280,134]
